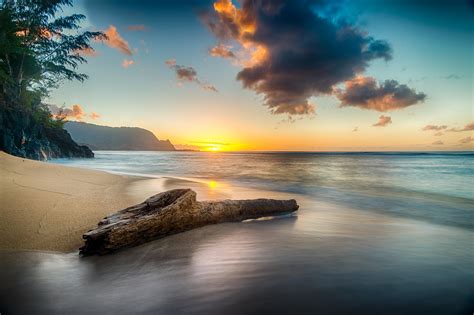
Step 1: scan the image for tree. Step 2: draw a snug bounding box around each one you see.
[0,0,105,110]
[0,0,104,159]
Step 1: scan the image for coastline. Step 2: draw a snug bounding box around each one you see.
[0,152,145,252]
[0,152,300,253]
[1,152,472,314]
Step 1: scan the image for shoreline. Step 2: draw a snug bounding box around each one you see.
[0,152,147,252]
[0,152,302,253]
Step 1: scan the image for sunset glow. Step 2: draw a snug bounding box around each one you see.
[46,0,471,152]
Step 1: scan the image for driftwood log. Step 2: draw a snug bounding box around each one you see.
[80,189,299,255]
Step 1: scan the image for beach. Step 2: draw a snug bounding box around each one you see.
[0,152,144,252]
[0,151,296,252]
[0,151,473,314]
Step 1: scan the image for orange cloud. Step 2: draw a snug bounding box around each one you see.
[89,112,100,120]
[209,44,236,59]
[16,28,52,39]
[205,0,265,67]
[460,136,472,144]
[49,104,85,121]
[122,59,135,68]
[74,47,98,57]
[373,115,392,127]
[49,104,100,121]
[103,25,132,55]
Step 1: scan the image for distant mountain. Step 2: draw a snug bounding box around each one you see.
[65,121,175,151]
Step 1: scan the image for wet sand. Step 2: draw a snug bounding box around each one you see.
[0,196,472,314]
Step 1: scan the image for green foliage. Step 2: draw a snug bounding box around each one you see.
[0,0,105,127]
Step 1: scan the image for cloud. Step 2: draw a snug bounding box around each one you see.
[122,59,135,68]
[444,74,461,80]
[202,0,412,116]
[209,44,236,59]
[336,76,426,112]
[432,140,444,145]
[352,127,358,132]
[165,59,176,67]
[74,47,98,57]
[447,121,474,132]
[434,132,443,136]
[460,136,473,144]
[422,125,447,131]
[89,112,100,120]
[49,104,85,121]
[165,59,218,92]
[127,24,147,31]
[49,104,100,121]
[103,25,132,55]
[372,115,392,127]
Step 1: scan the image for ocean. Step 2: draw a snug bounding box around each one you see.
[55,151,474,229]
[1,151,473,314]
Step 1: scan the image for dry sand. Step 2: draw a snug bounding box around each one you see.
[0,152,145,252]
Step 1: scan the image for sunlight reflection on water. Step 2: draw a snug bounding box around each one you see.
[2,151,471,313]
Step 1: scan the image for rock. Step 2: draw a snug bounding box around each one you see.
[80,189,299,255]
[1,106,94,160]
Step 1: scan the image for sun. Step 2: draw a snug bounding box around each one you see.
[208,146,220,152]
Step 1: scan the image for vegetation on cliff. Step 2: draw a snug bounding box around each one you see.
[0,0,104,159]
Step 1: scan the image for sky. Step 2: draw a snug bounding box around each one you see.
[49,0,473,151]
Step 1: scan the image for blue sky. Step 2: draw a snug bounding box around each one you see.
[49,0,473,151]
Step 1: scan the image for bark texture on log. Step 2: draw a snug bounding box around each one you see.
[80,189,298,255]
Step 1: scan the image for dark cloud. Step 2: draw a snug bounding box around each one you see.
[337,76,426,111]
[165,59,218,92]
[372,115,392,127]
[432,140,444,145]
[422,125,447,131]
[352,126,358,132]
[447,121,474,132]
[203,0,396,115]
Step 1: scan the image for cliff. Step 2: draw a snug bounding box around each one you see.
[65,121,175,151]
[0,108,93,160]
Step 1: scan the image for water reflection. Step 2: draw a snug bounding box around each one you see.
[0,195,472,314]
[52,151,474,229]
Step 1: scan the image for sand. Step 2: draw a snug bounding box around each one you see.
[0,152,300,253]
[0,152,145,252]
